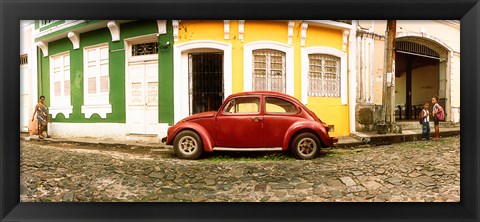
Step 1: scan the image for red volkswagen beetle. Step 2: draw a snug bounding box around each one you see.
[162,91,337,160]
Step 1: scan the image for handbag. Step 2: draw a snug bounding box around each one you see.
[29,119,38,135]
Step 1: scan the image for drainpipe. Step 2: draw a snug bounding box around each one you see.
[348,20,357,134]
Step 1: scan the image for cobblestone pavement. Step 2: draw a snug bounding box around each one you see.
[20,136,460,202]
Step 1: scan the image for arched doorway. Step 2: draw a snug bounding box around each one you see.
[173,41,233,123]
[394,35,451,122]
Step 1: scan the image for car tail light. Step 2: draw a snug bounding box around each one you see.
[322,122,329,132]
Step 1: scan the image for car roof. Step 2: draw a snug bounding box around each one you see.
[226,91,302,104]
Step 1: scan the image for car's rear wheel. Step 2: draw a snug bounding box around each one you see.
[291,132,321,160]
[173,130,203,160]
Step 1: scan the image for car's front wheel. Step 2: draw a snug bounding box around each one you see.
[291,132,321,160]
[173,130,203,160]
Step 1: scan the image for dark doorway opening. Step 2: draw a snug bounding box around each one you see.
[395,52,439,121]
[189,53,224,114]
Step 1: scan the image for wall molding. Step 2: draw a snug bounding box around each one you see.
[288,21,294,45]
[107,21,120,42]
[224,20,230,40]
[36,41,48,57]
[238,20,245,42]
[67,32,79,49]
[172,20,180,42]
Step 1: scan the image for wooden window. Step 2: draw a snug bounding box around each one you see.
[84,44,109,105]
[252,49,285,93]
[50,52,70,106]
[39,20,57,27]
[308,54,340,97]
[20,54,28,65]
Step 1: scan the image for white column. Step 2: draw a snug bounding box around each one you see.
[348,20,358,134]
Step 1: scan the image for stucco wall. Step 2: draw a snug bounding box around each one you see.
[176,20,350,137]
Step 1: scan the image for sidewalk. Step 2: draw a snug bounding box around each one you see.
[21,126,460,149]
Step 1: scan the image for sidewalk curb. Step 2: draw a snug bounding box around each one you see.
[21,127,459,150]
[350,128,460,146]
[22,134,170,151]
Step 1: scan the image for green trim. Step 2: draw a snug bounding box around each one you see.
[35,21,39,30]
[158,21,174,125]
[35,20,103,42]
[39,20,65,32]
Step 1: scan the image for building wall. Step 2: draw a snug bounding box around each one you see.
[20,21,38,132]
[357,20,460,124]
[35,20,174,138]
[176,20,350,137]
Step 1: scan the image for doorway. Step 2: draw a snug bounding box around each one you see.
[127,61,158,134]
[189,53,224,114]
[395,41,441,121]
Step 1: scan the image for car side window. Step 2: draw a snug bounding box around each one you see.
[222,97,260,114]
[265,97,297,114]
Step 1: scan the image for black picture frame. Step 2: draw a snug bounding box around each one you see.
[1,0,479,221]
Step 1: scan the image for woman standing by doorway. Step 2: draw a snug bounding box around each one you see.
[31,95,50,139]
[432,96,444,140]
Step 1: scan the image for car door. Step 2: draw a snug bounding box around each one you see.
[262,96,301,148]
[215,96,263,148]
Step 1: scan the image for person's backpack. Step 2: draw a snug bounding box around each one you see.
[435,104,445,121]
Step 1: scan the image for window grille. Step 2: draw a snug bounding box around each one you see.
[132,42,158,56]
[252,49,285,93]
[20,54,28,65]
[396,41,440,58]
[40,20,56,27]
[308,54,340,97]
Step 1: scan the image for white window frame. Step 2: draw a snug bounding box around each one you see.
[81,43,112,118]
[244,41,294,96]
[301,46,347,105]
[49,51,73,118]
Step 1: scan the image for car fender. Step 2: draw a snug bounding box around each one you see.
[169,122,215,152]
[283,121,330,149]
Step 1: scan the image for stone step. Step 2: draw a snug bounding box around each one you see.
[396,121,459,130]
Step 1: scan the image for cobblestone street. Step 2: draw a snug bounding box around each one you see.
[20,136,460,202]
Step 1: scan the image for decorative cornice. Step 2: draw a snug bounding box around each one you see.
[288,21,294,45]
[224,20,230,40]
[172,20,180,42]
[300,23,308,46]
[36,41,48,57]
[107,21,120,42]
[67,32,80,49]
[157,20,167,34]
[238,20,245,42]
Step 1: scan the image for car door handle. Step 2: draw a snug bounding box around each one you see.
[251,117,263,122]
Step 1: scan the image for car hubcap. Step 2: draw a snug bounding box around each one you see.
[298,138,316,156]
[179,136,197,154]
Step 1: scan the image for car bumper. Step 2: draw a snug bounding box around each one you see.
[161,137,167,143]
[331,137,338,144]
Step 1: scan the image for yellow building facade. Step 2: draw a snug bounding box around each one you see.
[174,20,353,137]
